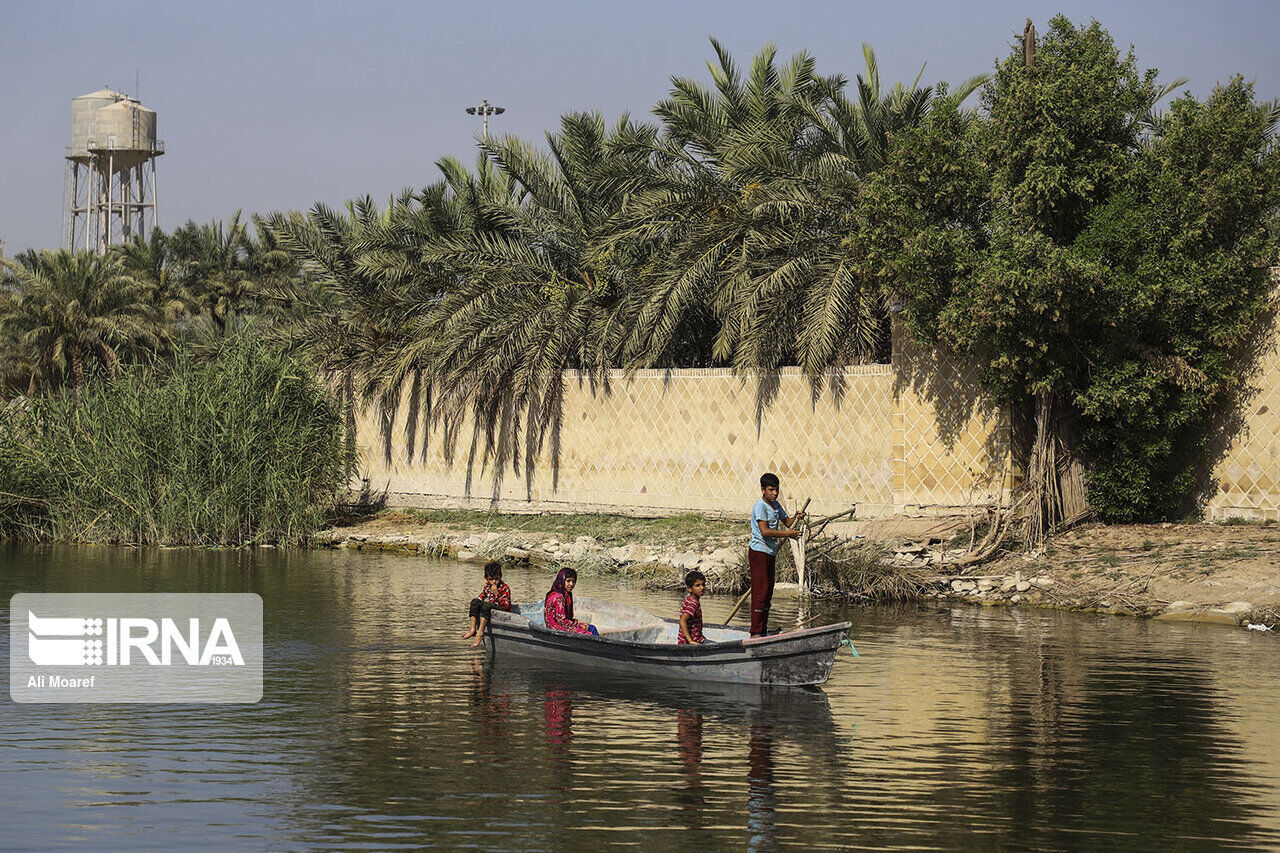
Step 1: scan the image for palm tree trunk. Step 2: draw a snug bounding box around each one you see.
[95,343,119,377]
[70,346,85,391]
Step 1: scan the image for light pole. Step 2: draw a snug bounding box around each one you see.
[465,99,506,141]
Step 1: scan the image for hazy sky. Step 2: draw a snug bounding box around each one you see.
[3,0,1278,253]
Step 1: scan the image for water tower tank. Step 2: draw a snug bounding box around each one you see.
[91,99,159,171]
[70,87,126,160]
[63,87,163,254]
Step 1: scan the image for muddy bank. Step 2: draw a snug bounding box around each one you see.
[313,523,749,592]
[948,521,1280,630]
[314,512,1279,631]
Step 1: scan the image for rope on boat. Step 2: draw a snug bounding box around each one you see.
[841,635,860,657]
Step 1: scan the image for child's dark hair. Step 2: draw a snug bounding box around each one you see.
[562,567,578,581]
[483,560,503,580]
[685,570,706,588]
[760,472,779,489]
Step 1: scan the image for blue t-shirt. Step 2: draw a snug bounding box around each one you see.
[749,497,787,555]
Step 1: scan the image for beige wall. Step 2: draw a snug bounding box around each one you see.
[1206,310,1280,521]
[892,322,1014,515]
[354,302,1280,521]
[354,348,1012,520]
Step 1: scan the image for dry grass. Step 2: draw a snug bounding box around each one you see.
[807,540,923,601]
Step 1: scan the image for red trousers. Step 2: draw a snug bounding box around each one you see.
[748,548,776,636]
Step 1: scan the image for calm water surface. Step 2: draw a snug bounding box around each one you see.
[2,544,1279,851]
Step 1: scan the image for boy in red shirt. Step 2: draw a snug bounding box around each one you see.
[678,570,707,644]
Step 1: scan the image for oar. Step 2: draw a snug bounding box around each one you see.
[724,588,752,625]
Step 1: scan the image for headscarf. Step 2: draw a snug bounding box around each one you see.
[546,567,575,620]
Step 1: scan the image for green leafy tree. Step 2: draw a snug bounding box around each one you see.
[1070,78,1280,518]
[864,16,1280,524]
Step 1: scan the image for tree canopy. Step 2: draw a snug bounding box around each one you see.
[861,16,1280,521]
[3,20,1276,523]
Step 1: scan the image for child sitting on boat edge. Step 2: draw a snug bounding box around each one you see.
[462,560,515,648]
[544,567,598,635]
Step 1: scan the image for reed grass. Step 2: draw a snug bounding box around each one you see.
[0,334,352,546]
[475,533,522,560]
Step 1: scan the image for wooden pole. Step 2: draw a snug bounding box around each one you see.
[724,588,752,625]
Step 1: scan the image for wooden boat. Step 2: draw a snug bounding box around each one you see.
[486,596,853,687]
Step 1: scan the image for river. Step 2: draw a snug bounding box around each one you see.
[2,544,1278,850]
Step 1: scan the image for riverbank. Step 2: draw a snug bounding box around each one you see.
[316,509,1280,631]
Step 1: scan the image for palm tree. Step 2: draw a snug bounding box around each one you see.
[261,40,987,493]
[261,171,504,464]
[618,40,986,378]
[169,212,261,337]
[243,213,304,325]
[0,249,164,394]
[407,113,661,493]
[263,197,418,406]
[114,228,197,324]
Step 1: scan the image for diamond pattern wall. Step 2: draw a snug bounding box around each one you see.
[354,289,1280,521]
[1207,314,1280,520]
[892,320,1014,514]
[354,355,1011,518]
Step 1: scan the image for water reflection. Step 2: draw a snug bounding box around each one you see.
[746,721,778,851]
[677,706,706,824]
[833,602,1280,850]
[481,659,843,851]
[1,547,1278,850]
[469,658,512,759]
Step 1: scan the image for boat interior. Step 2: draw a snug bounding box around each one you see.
[515,597,747,645]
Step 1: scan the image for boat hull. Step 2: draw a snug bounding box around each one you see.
[487,609,850,687]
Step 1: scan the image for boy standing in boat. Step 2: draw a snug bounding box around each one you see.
[748,473,803,637]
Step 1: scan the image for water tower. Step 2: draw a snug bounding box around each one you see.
[62,87,164,253]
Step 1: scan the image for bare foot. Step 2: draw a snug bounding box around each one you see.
[470,637,484,648]
[460,630,475,640]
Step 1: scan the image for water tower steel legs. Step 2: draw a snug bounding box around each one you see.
[148,158,157,236]
[61,160,91,252]
[63,152,160,253]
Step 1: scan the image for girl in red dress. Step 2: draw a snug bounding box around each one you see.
[543,568,598,635]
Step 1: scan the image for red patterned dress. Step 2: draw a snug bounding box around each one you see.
[479,581,512,611]
[678,594,705,644]
[544,591,591,634]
